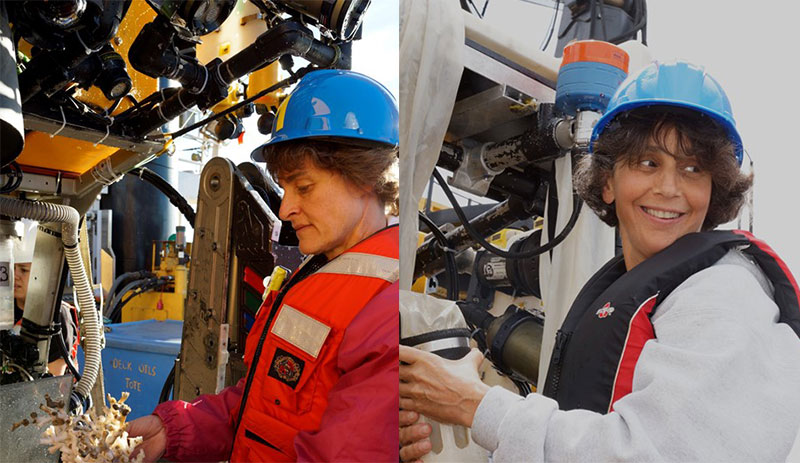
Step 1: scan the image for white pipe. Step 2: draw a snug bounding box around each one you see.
[0,197,102,404]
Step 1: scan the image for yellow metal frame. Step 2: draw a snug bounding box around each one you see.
[121,240,190,322]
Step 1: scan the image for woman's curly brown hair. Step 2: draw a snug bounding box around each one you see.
[574,106,753,231]
[263,140,399,215]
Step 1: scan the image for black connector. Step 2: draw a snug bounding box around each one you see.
[128,16,209,94]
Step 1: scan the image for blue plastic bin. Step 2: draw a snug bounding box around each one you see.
[80,319,182,420]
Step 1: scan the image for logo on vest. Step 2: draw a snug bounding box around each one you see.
[268,347,305,389]
[596,302,615,319]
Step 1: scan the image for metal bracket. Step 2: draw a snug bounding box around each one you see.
[450,139,496,196]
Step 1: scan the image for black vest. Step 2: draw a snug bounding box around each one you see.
[542,230,800,414]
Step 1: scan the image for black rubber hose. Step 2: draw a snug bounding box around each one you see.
[105,276,168,321]
[0,162,23,193]
[53,321,82,381]
[127,168,195,227]
[103,271,154,316]
[159,362,176,403]
[418,211,459,300]
[104,277,151,318]
[51,303,81,381]
[432,169,582,260]
[109,277,172,323]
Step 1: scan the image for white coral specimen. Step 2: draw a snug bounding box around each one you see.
[14,392,144,463]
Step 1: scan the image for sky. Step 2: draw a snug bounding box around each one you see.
[469,0,800,274]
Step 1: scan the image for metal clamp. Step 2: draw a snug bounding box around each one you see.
[90,158,124,185]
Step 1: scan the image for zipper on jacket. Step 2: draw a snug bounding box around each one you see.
[548,330,570,396]
[232,255,327,449]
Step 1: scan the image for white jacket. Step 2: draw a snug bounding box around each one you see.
[472,250,800,462]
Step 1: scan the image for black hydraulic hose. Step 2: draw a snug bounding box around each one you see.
[53,321,82,381]
[105,277,157,319]
[103,277,151,317]
[127,168,195,226]
[103,271,154,317]
[109,277,172,323]
[432,169,582,260]
[159,363,176,404]
[50,293,81,381]
[0,162,23,193]
[418,212,459,300]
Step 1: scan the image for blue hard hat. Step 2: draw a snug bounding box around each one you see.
[591,60,743,165]
[252,69,399,162]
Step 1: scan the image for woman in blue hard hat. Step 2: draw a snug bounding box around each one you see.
[128,69,400,463]
[399,61,800,461]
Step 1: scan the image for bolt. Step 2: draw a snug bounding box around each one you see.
[198,229,205,238]
[209,175,221,191]
[195,387,201,396]
[211,242,217,251]
[191,290,198,300]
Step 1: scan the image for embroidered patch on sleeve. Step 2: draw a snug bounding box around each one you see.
[268,347,305,389]
[270,304,331,358]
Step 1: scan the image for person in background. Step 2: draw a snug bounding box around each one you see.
[13,220,80,376]
[399,61,800,461]
[128,69,400,463]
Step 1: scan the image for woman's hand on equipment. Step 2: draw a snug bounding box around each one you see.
[399,346,490,428]
[127,414,167,462]
[399,409,432,462]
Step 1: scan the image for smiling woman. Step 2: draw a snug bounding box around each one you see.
[575,106,752,270]
[399,60,800,462]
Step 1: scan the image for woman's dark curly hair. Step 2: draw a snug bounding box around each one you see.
[574,106,753,231]
[263,140,399,215]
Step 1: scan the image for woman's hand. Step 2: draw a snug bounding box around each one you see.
[399,346,490,428]
[399,410,432,462]
[127,414,167,462]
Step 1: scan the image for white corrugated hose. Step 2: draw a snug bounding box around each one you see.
[0,197,102,409]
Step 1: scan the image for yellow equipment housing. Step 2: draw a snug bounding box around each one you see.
[121,240,191,323]
[14,0,159,176]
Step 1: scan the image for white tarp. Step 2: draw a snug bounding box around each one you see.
[399,290,468,338]
[398,0,465,290]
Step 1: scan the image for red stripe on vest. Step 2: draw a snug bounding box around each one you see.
[608,294,657,412]
[733,229,800,311]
